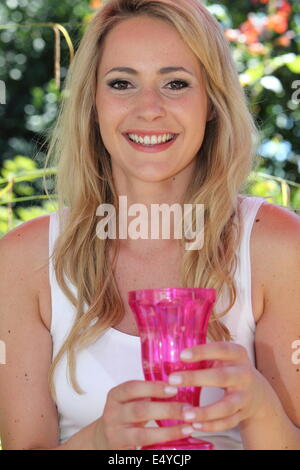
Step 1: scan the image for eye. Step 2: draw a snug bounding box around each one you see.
[107,79,190,91]
[108,80,132,90]
[166,80,190,90]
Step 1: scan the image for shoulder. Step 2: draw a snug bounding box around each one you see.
[250,200,300,305]
[0,214,51,289]
[251,199,300,252]
[0,213,50,252]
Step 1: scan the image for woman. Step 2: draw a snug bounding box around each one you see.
[0,0,299,450]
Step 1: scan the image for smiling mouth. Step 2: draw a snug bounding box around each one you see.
[125,133,178,147]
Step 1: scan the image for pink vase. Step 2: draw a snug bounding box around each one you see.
[128,287,216,450]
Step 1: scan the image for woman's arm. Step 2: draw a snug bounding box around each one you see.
[0,217,109,450]
[239,202,300,449]
[0,217,61,450]
[31,420,101,450]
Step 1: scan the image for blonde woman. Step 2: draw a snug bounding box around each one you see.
[0,0,299,451]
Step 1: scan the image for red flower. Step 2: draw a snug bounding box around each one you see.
[224,29,240,42]
[276,0,292,15]
[239,19,261,44]
[275,30,295,46]
[248,43,268,55]
[90,0,102,9]
[266,12,289,34]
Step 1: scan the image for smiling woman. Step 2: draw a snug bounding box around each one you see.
[0,0,300,451]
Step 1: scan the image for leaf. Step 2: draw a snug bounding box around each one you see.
[286,56,300,74]
[240,63,265,86]
[249,180,282,204]
[265,53,296,74]
[14,155,38,171]
[292,188,300,211]
[16,206,50,221]
[14,183,34,196]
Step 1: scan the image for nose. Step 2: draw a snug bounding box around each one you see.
[135,87,166,120]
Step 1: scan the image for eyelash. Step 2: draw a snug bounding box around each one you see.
[107,79,190,91]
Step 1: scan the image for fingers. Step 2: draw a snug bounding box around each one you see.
[180,341,249,365]
[108,380,178,404]
[105,380,183,427]
[120,399,186,424]
[168,365,251,389]
[119,423,196,450]
[181,391,247,424]
[192,409,245,433]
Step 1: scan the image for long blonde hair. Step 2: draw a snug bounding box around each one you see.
[44,0,260,399]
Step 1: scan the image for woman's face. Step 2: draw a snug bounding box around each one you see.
[96,15,210,184]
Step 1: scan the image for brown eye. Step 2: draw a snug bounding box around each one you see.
[166,80,190,90]
[108,80,131,90]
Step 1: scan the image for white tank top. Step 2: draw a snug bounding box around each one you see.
[49,196,266,450]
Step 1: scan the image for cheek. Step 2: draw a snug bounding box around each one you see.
[173,93,208,122]
[97,95,129,129]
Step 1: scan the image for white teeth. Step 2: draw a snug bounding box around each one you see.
[128,133,175,145]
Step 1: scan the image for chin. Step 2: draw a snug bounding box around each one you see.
[132,162,178,181]
[134,171,176,183]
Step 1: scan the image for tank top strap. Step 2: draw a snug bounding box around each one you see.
[49,207,70,256]
[48,207,72,338]
[237,196,267,333]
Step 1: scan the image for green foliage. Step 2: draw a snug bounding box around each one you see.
[0,0,92,163]
[0,155,57,236]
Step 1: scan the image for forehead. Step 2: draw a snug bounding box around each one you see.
[98,16,201,75]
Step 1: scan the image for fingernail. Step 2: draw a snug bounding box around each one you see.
[168,374,183,385]
[164,386,178,395]
[182,426,194,436]
[180,350,193,360]
[183,410,197,421]
[192,423,203,430]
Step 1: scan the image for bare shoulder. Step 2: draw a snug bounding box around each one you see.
[0,214,50,265]
[251,200,300,310]
[0,214,51,327]
[0,213,50,248]
[252,199,300,243]
[251,200,300,270]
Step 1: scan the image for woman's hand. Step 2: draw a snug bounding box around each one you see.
[168,341,271,433]
[94,380,196,450]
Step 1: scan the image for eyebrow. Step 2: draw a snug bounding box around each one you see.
[104,66,194,77]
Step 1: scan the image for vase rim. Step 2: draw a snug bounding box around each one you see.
[128,287,216,303]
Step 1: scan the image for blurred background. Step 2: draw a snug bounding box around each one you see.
[0,0,299,236]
